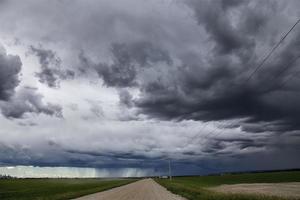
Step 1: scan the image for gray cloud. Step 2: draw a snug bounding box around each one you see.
[30,45,74,88]
[133,0,300,134]
[0,87,62,119]
[188,0,253,55]
[80,41,172,87]
[0,45,62,119]
[0,142,32,166]
[0,0,299,175]
[86,99,104,118]
[0,44,22,100]
[118,89,133,107]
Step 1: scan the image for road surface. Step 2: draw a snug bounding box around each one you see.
[73,178,186,200]
[212,182,300,198]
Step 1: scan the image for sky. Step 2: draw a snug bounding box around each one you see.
[0,0,300,178]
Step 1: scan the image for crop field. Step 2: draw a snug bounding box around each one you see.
[156,171,300,200]
[0,178,136,200]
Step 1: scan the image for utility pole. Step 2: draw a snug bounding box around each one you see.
[168,160,172,180]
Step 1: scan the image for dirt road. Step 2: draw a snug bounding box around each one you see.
[73,178,186,200]
[212,182,300,198]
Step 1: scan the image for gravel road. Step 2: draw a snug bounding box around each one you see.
[212,182,300,198]
[73,178,186,200]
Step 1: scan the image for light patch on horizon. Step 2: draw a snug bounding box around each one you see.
[0,166,155,178]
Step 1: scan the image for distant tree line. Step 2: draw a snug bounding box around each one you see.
[0,174,16,179]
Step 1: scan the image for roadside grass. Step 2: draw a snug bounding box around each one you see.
[156,171,300,200]
[0,178,137,200]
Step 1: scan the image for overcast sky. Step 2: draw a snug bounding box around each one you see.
[0,0,300,177]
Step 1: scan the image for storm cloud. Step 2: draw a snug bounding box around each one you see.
[30,45,74,88]
[0,87,62,119]
[80,41,172,87]
[133,0,300,134]
[0,44,21,100]
[0,0,299,176]
[0,45,62,119]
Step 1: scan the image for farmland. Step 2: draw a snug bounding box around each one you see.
[0,178,136,200]
[156,171,300,200]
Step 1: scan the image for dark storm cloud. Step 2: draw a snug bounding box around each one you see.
[0,138,163,168]
[133,0,300,134]
[0,45,22,100]
[241,121,292,133]
[0,45,63,119]
[0,143,32,166]
[188,0,253,54]
[30,46,74,88]
[65,149,163,162]
[0,87,62,119]
[80,41,171,87]
[0,142,78,167]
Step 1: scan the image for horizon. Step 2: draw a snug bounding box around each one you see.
[1,166,300,179]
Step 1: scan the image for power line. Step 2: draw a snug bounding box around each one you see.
[190,18,300,151]
[202,55,299,146]
[208,57,300,145]
[245,19,300,82]
[262,55,300,93]
[154,19,300,169]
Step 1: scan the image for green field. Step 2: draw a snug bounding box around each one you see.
[0,178,136,200]
[156,171,300,200]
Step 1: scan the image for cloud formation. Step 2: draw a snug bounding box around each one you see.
[0,44,22,100]
[0,87,62,119]
[0,0,299,176]
[79,41,171,87]
[133,0,300,134]
[30,45,74,88]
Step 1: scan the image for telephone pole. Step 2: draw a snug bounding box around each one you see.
[168,160,172,180]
